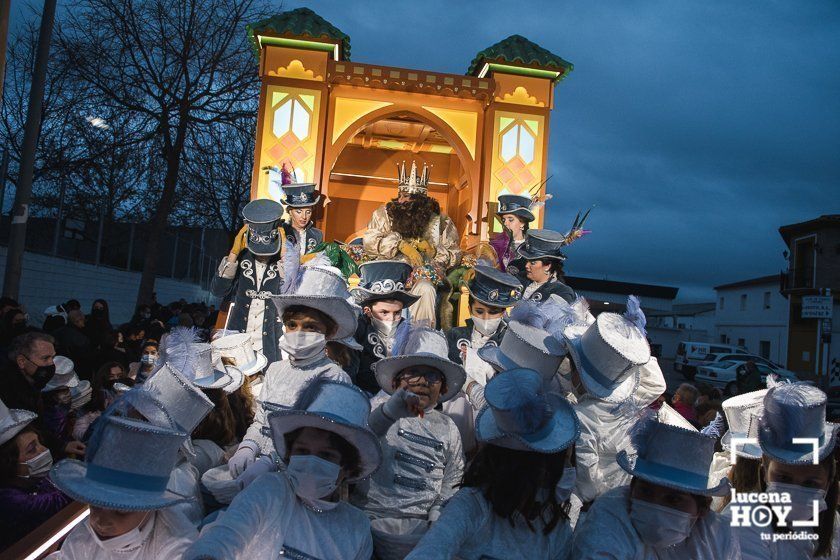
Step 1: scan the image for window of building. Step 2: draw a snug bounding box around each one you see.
[720,334,728,344]
[759,340,771,359]
[737,338,746,348]
[740,294,747,311]
[763,291,771,309]
[719,297,725,310]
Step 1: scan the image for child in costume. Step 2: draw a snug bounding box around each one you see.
[184,379,381,560]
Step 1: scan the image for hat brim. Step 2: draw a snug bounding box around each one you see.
[239,352,268,377]
[475,394,580,453]
[335,337,363,352]
[758,422,840,465]
[193,365,244,393]
[565,336,640,403]
[466,284,517,308]
[476,345,516,373]
[721,431,763,460]
[284,195,321,208]
[373,354,466,403]
[516,244,567,262]
[51,459,189,510]
[0,409,37,446]
[268,410,382,482]
[496,208,535,222]
[247,238,282,257]
[272,296,358,340]
[352,288,420,308]
[616,450,731,497]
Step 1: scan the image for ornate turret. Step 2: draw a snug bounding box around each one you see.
[467,34,573,81]
[246,7,351,60]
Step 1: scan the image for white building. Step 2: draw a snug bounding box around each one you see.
[714,274,788,364]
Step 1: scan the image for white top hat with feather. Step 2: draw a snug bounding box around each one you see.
[162,327,243,393]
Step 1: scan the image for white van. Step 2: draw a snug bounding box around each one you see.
[675,342,748,380]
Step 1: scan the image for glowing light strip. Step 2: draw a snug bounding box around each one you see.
[256,35,340,60]
[477,62,562,80]
[24,507,90,560]
[330,172,448,187]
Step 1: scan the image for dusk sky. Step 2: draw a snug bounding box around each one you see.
[301,0,840,301]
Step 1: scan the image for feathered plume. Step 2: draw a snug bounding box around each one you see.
[280,163,294,185]
[391,319,413,357]
[562,207,594,246]
[626,407,659,456]
[527,175,553,209]
[509,299,551,329]
[624,295,647,336]
[301,251,331,270]
[162,327,200,379]
[700,411,725,438]
[765,373,788,389]
[281,240,301,295]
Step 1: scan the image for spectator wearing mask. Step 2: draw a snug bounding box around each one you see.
[406,368,579,560]
[671,383,699,424]
[1,332,57,413]
[122,325,146,364]
[128,340,159,383]
[351,260,418,395]
[727,383,840,559]
[227,264,355,488]
[571,410,738,558]
[0,399,71,552]
[185,380,379,559]
[49,413,197,559]
[85,299,113,351]
[358,325,466,557]
[131,304,153,330]
[63,300,81,313]
[53,310,95,378]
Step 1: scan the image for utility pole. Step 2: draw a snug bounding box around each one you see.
[2,0,57,299]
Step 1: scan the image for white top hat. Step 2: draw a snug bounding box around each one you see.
[477,321,566,381]
[0,398,37,446]
[272,264,359,340]
[758,383,840,465]
[563,312,649,403]
[142,363,214,436]
[720,389,767,459]
[51,414,189,510]
[373,325,466,403]
[617,412,730,496]
[211,333,268,377]
[269,380,382,482]
[41,356,80,393]
[70,380,93,411]
[162,328,244,393]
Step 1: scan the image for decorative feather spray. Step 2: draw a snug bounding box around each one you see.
[624,295,647,337]
[280,163,294,185]
[495,375,548,433]
[162,327,200,380]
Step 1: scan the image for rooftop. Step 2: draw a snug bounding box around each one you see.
[779,214,840,245]
[566,275,679,300]
[714,274,780,291]
[467,34,573,79]
[647,302,716,317]
[247,8,351,59]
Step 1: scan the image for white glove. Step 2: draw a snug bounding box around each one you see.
[463,347,494,387]
[428,505,442,523]
[228,440,258,477]
[236,455,276,490]
[383,387,422,421]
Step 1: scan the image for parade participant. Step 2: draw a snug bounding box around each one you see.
[358,325,465,559]
[185,379,380,559]
[518,229,576,303]
[50,414,197,559]
[729,383,840,559]
[128,340,159,383]
[227,263,357,483]
[563,297,666,507]
[406,368,579,559]
[279,168,324,255]
[572,410,737,558]
[40,356,81,444]
[210,198,286,364]
[364,161,460,327]
[0,398,71,552]
[351,260,419,394]
[326,336,363,381]
[447,265,521,365]
[489,193,536,282]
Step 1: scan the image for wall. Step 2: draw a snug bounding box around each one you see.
[715,280,788,364]
[0,247,216,326]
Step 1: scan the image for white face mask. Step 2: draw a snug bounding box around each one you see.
[279,331,327,361]
[140,354,157,366]
[766,481,828,522]
[87,513,151,551]
[630,498,697,549]
[370,316,400,337]
[555,467,576,502]
[20,449,53,478]
[472,316,502,336]
[286,455,341,510]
